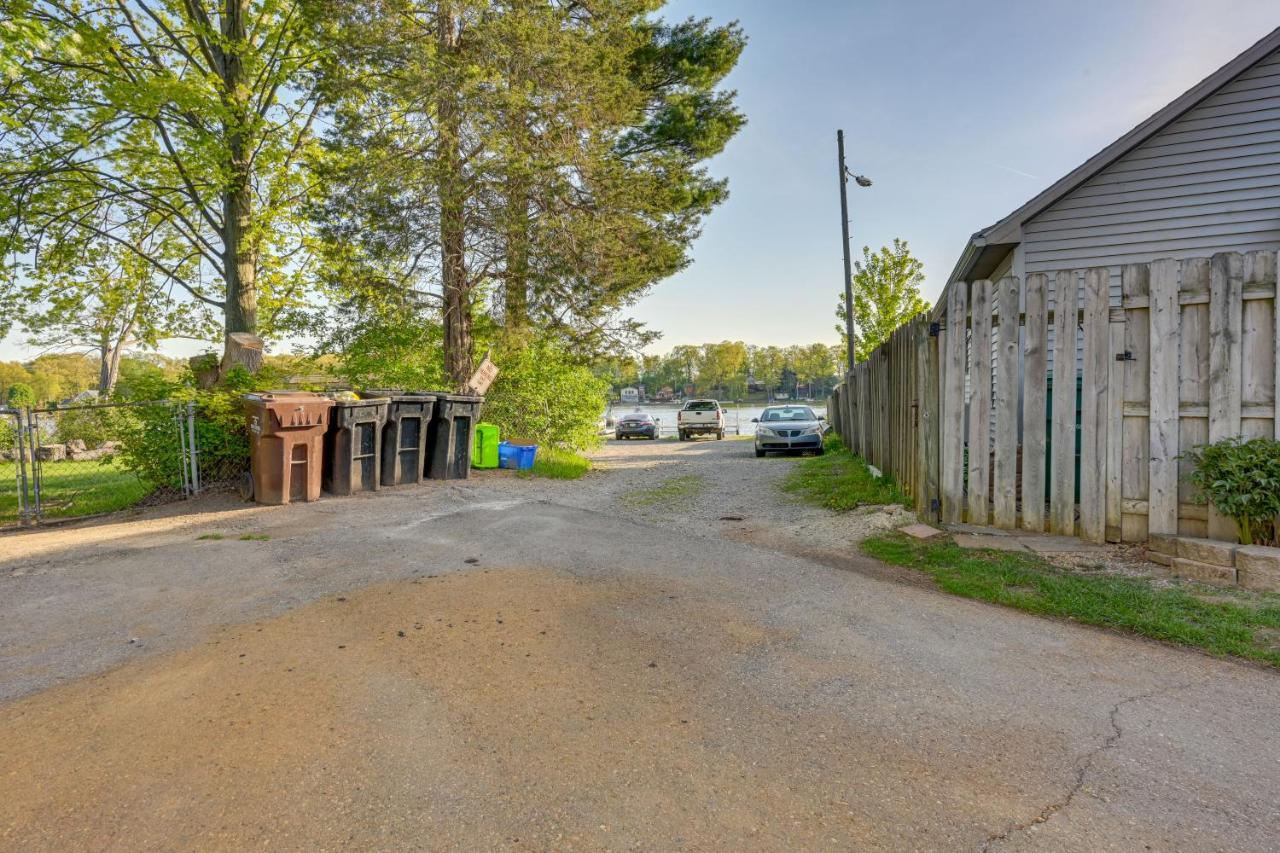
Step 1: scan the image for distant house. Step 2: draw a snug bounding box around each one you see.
[655,386,676,402]
[938,26,1280,309]
[620,386,640,404]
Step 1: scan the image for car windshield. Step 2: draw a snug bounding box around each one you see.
[683,401,718,411]
[762,407,815,422]
[622,414,652,422]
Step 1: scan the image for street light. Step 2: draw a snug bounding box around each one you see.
[837,129,872,373]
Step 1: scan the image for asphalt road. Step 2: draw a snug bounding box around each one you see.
[1,437,1278,850]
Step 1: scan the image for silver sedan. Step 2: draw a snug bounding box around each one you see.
[753,406,827,457]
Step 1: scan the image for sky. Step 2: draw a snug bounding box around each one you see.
[2,0,1277,362]
[632,0,1280,353]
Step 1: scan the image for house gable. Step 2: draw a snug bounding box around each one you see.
[1022,44,1280,300]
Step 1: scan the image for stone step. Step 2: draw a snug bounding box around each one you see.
[1170,557,1237,587]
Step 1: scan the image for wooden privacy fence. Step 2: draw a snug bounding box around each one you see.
[829,315,940,520]
[829,249,1280,544]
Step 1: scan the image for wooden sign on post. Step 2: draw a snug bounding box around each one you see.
[464,352,499,396]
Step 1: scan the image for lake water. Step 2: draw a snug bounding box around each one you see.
[604,401,828,436]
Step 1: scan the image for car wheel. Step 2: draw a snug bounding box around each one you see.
[754,448,765,458]
[815,446,826,456]
[717,430,724,440]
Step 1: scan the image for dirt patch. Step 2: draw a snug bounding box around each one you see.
[0,564,1050,850]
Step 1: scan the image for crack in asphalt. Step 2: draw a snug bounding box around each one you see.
[980,681,1199,851]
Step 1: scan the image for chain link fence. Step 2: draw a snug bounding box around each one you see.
[1,407,28,526]
[1,400,208,528]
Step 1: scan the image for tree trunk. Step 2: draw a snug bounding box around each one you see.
[503,117,531,328]
[504,170,530,328]
[97,334,112,396]
[220,0,259,375]
[438,4,473,388]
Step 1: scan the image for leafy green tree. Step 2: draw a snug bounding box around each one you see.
[13,226,214,394]
[315,1,745,385]
[481,336,610,450]
[793,343,838,397]
[6,383,35,408]
[697,340,747,397]
[748,345,786,398]
[0,0,325,372]
[836,239,930,362]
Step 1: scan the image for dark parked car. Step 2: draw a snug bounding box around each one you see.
[615,412,658,440]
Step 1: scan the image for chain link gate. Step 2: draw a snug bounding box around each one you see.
[1,400,200,528]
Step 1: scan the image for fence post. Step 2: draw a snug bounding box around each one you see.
[187,400,201,495]
[25,408,42,521]
[10,410,30,524]
[176,404,191,497]
[917,320,940,523]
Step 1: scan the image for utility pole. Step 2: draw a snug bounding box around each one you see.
[837,130,857,373]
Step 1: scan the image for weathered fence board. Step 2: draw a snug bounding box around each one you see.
[1050,270,1078,536]
[1080,267,1110,543]
[967,280,992,525]
[1177,258,1210,538]
[1148,258,1181,536]
[992,277,1020,529]
[1022,273,1048,533]
[1207,252,1243,540]
[940,282,967,522]
[1120,263,1150,542]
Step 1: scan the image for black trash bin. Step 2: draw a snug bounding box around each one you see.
[424,393,484,480]
[323,396,389,495]
[369,390,437,487]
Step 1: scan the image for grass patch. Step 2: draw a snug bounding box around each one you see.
[781,435,908,511]
[238,533,270,541]
[862,532,1280,667]
[620,473,706,510]
[0,458,154,526]
[196,533,225,541]
[516,446,592,480]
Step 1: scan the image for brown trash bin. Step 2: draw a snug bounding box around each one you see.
[244,392,334,505]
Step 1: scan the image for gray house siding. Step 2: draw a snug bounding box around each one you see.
[1022,45,1280,303]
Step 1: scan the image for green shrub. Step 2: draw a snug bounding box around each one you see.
[1185,437,1280,545]
[54,406,116,449]
[6,382,34,407]
[0,413,15,449]
[482,337,608,451]
[113,366,262,489]
[334,319,447,392]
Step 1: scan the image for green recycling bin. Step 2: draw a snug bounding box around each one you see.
[473,423,500,469]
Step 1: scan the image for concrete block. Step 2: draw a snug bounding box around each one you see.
[1145,550,1173,567]
[1018,535,1108,555]
[1176,537,1237,568]
[944,523,1011,536]
[1235,546,1280,593]
[953,534,1029,552]
[1170,557,1236,587]
[1146,533,1179,556]
[36,444,66,462]
[900,523,942,540]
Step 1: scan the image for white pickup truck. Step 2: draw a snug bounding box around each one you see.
[677,399,725,441]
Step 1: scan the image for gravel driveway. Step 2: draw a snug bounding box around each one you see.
[2,437,1278,850]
